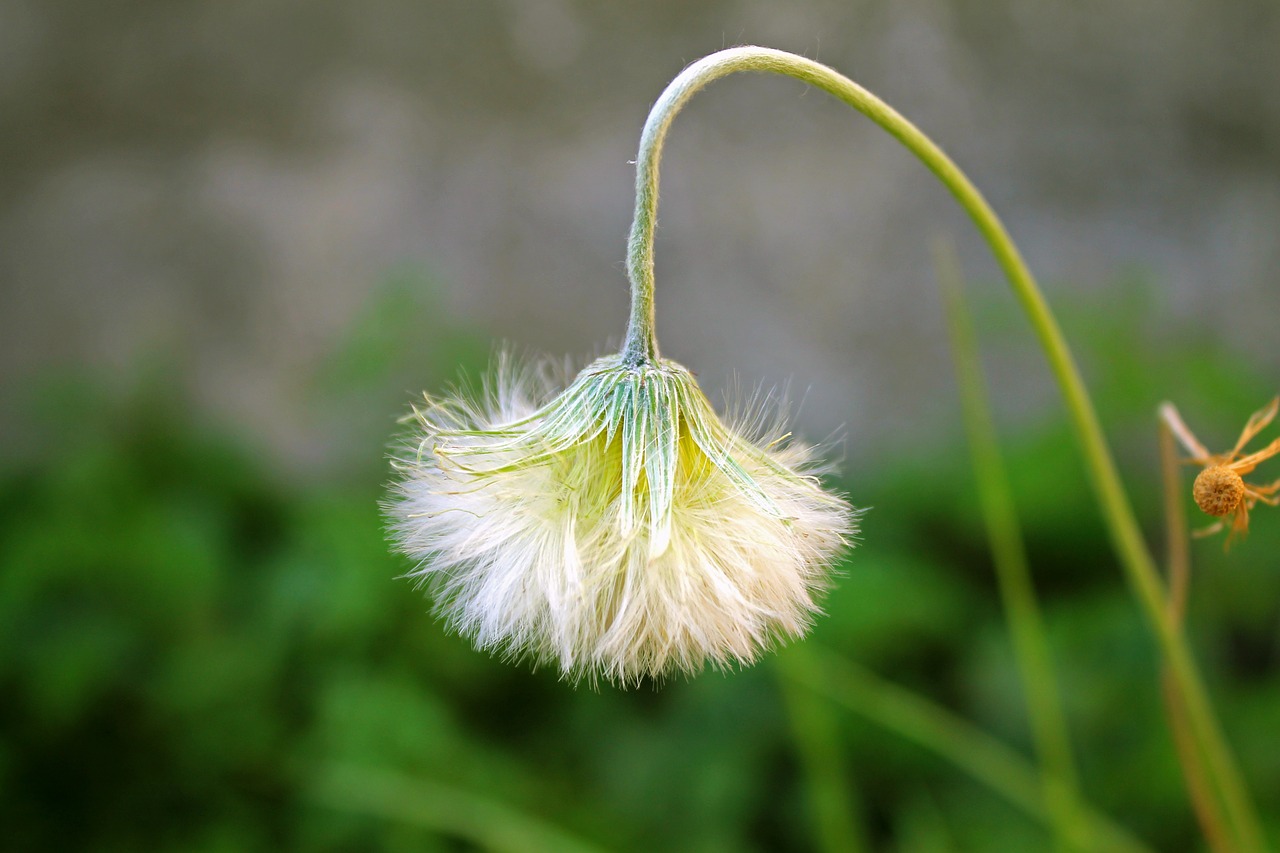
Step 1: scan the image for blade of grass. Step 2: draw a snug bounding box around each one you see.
[781,645,1153,853]
[309,763,607,853]
[897,791,961,852]
[775,651,870,853]
[933,238,1088,851]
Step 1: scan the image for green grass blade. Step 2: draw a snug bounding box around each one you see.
[775,649,869,853]
[781,645,1153,853]
[933,238,1088,851]
[309,763,607,853]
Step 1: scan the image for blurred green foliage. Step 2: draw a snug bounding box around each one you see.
[1,274,1277,851]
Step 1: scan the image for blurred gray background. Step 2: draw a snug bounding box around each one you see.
[3,0,1278,469]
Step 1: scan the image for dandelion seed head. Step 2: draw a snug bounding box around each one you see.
[387,351,856,686]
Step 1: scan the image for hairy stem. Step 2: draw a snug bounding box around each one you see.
[624,45,1263,849]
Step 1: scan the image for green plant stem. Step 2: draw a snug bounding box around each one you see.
[934,238,1086,852]
[782,646,1151,853]
[622,46,1264,850]
[1159,407,1193,629]
[309,764,606,853]
[775,650,869,853]
[1159,413,1233,852]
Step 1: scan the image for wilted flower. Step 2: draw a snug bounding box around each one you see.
[1160,397,1280,546]
[388,351,855,685]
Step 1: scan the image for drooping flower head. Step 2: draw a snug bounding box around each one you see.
[386,47,864,685]
[388,351,855,685]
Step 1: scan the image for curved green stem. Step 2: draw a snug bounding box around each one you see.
[624,46,1263,850]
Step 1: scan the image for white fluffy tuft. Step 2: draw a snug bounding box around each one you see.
[387,352,857,686]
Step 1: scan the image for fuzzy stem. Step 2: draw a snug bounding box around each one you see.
[625,45,1263,849]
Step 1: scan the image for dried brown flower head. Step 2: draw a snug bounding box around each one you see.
[1160,398,1280,545]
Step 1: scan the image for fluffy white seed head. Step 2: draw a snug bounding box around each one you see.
[387,351,857,686]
